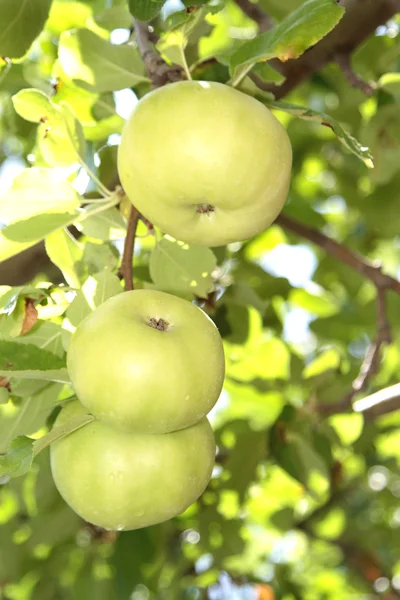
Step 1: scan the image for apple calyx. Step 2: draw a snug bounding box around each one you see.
[196,203,215,215]
[148,317,169,331]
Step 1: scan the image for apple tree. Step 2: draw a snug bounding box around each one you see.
[1,0,400,598]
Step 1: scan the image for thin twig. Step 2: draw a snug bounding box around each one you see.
[318,294,392,416]
[276,213,397,416]
[233,0,273,32]
[276,213,400,294]
[118,206,140,291]
[134,20,184,87]
[249,73,281,96]
[118,22,180,291]
[245,0,400,99]
[335,53,375,96]
[354,383,400,420]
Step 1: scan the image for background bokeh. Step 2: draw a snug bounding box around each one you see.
[1,1,400,598]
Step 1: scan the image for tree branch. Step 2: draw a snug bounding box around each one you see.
[335,53,376,96]
[134,20,184,87]
[233,0,273,32]
[276,212,397,416]
[318,288,392,416]
[276,213,400,294]
[117,22,182,291]
[243,0,400,99]
[117,206,140,291]
[353,382,400,419]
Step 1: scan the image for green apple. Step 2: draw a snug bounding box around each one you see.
[67,289,225,434]
[118,80,292,247]
[50,401,215,531]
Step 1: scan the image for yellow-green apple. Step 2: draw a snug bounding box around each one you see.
[118,80,292,247]
[67,289,225,433]
[50,401,215,531]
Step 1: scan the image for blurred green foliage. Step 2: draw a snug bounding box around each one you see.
[0,0,400,599]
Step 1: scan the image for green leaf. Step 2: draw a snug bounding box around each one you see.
[158,5,219,66]
[271,425,330,496]
[0,0,53,59]
[217,421,266,502]
[12,89,54,122]
[265,99,374,167]
[12,90,85,166]
[128,0,166,21]
[83,242,119,275]
[32,413,95,458]
[217,380,284,431]
[92,272,122,307]
[17,321,65,358]
[2,213,79,243]
[0,234,35,263]
[0,167,81,224]
[58,28,148,93]
[95,6,133,30]
[150,237,216,299]
[0,340,65,372]
[66,291,92,327]
[361,104,400,184]
[303,348,341,379]
[378,72,400,98]
[59,102,86,162]
[289,288,339,318]
[328,413,363,446]
[45,229,83,288]
[0,287,44,311]
[0,369,70,384]
[80,207,126,241]
[230,0,345,84]
[0,437,33,479]
[0,383,64,452]
[226,337,291,382]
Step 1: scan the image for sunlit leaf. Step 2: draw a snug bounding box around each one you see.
[0,340,65,372]
[0,168,81,224]
[58,28,148,93]
[230,0,344,84]
[303,348,341,378]
[0,0,53,58]
[33,413,94,458]
[150,237,216,299]
[2,213,79,244]
[265,99,374,167]
[45,229,83,288]
[128,0,166,21]
[0,437,33,479]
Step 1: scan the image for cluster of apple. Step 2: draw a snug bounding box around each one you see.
[51,81,292,532]
[51,290,225,531]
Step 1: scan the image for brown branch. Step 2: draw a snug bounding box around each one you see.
[117,206,140,291]
[248,0,400,99]
[233,0,273,32]
[134,20,184,87]
[335,53,376,96]
[248,72,281,95]
[318,290,392,416]
[354,383,400,419]
[118,22,180,291]
[276,213,400,294]
[276,213,397,416]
